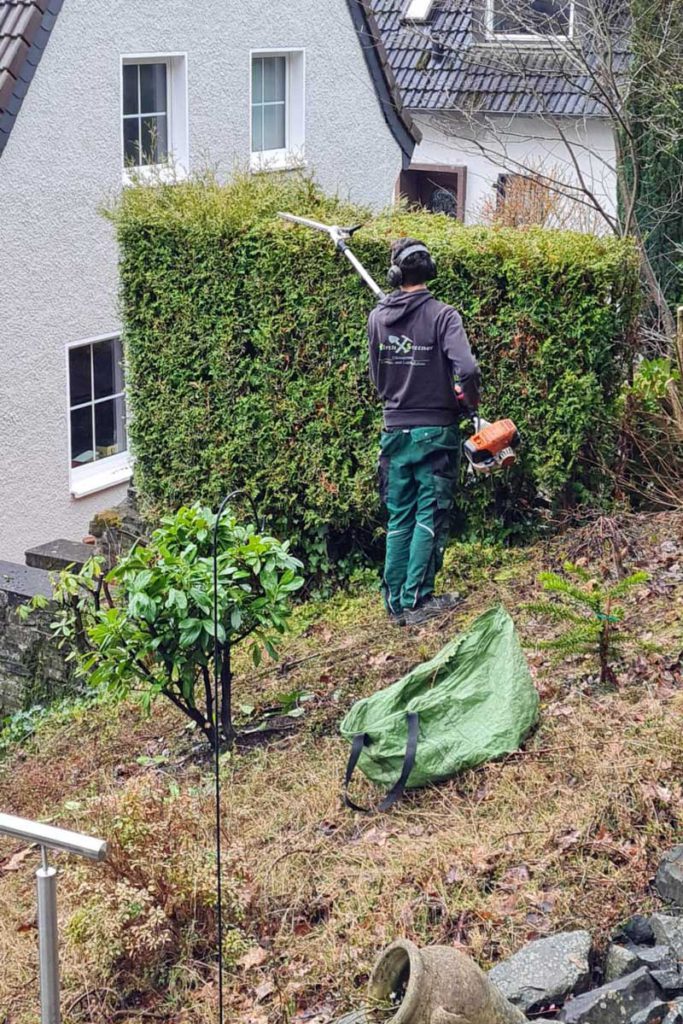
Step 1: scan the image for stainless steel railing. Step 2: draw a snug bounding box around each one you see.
[0,813,108,1024]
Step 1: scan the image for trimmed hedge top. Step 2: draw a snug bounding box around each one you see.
[108,172,640,554]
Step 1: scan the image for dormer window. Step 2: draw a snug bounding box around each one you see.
[486,0,574,40]
[404,0,436,23]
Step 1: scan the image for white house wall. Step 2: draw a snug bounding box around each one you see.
[0,0,403,563]
[412,112,618,230]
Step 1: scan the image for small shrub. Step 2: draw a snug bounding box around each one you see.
[23,503,304,747]
[64,777,247,1004]
[526,562,650,685]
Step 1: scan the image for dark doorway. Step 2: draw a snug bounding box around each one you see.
[397,164,467,220]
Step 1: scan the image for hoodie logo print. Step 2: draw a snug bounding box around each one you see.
[384,334,413,355]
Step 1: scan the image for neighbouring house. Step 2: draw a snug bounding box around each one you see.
[0,0,419,563]
[364,0,620,227]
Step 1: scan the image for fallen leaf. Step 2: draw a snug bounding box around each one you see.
[555,829,581,851]
[499,864,530,889]
[255,979,275,1003]
[239,946,268,971]
[369,652,392,668]
[2,847,33,872]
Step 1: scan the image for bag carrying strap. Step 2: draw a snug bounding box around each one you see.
[343,711,419,813]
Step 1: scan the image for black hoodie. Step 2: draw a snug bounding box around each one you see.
[368,289,480,429]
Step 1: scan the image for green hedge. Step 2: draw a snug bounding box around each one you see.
[108,173,640,556]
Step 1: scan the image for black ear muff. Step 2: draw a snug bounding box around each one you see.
[387,243,433,289]
[387,264,404,288]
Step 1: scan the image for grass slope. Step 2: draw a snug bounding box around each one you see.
[0,513,682,1024]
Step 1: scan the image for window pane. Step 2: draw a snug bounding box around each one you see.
[123,64,139,115]
[95,396,127,459]
[263,103,286,151]
[493,0,570,34]
[71,406,94,466]
[93,338,124,400]
[263,56,286,102]
[251,104,263,151]
[123,118,140,166]
[140,62,167,114]
[69,345,92,407]
[141,114,168,165]
[252,58,263,104]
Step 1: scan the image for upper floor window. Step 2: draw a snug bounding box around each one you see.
[121,54,188,181]
[486,0,574,40]
[123,61,169,166]
[250,50,305,172]
[68,335,131,498]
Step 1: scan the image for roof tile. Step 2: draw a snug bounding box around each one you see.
[369,0,624,116]
[0,0,62,156]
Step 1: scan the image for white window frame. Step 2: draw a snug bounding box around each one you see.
[485,0,575,42]
[121,53,189,185]
[249,49,306,173]
[66,333,133,499]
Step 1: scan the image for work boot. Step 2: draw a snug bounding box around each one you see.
[387,610,406,628]
[403,592,461,627]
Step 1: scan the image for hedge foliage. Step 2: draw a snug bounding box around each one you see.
[108,173,641,557]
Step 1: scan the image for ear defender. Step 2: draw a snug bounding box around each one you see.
[387,244,436,288]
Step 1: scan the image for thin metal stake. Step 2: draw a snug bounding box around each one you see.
[36,846,61,1024]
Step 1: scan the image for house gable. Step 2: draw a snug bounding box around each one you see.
[0,0,64,157]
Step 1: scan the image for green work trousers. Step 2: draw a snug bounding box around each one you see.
[378,425,461,614]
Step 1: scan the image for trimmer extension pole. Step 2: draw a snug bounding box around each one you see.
[278,212,386,299]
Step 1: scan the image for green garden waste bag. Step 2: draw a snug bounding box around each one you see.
[340,606,539,811]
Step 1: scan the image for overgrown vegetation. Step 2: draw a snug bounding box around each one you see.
[21,504,303,747]
[106,173,641,559]
[1,514,681,1024]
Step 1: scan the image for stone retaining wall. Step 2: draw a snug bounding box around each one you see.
[0,562,74,716]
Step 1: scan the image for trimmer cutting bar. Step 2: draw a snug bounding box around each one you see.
[278,211,385,299]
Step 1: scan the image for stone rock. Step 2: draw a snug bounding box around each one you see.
[605,944,640,982]
[613,917,656,947]
[656,847,683,909]
[332,1013,367,1024]
[559,968,660,1024]
[650,915,683,959]
[630,1002,671,1024]
[663,999,683,1024]
[489,930,592,1013]
[651,968,683,997]
[629,946,677,971]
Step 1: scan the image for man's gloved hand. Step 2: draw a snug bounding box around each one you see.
[454,384,475,419]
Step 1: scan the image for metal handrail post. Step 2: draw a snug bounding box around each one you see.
[0,813,107,1022]
[37,846,61,1024]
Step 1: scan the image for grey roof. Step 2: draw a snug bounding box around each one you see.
[367,1,626,117]
[0,0,64,157]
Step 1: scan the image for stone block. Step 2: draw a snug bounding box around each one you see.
[656,847,683,910]
[650,916,683,959]
[605,944,640,983]
[25,539,93,573]
[489,930,592,1013]
[559,968,660,1024]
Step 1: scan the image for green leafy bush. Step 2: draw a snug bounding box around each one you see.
[526,562,650,685]
[25,503,303,747]
[107,172,641,555]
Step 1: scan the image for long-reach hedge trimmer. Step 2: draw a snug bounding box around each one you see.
[278,212,520,474]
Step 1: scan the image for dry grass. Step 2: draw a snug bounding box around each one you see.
[0,514,681,1024]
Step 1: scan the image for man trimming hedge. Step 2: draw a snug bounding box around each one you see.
[368,239,481,627]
